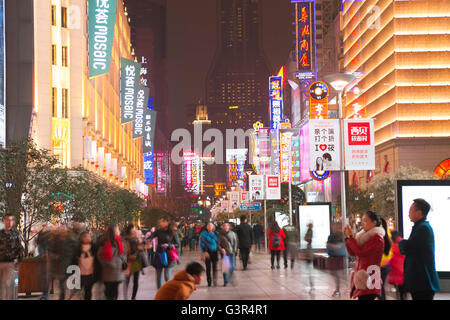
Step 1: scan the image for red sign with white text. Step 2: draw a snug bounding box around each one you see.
[348,122,371,146]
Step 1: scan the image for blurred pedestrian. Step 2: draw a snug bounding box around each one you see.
[236,216,253,271]
[399,199,440,300]
[344,211,385,300]
[267,221,285,270]
[218,222,238,286]
[282,223,299,269]
[252,222,263,252]
[97,224,127,300]
[154,262,205,300]
[167,221,181,278]
[123,224,143,300]
[304,223,314,292]
[0,214,23,300]
[187,224,196,252]
[73,231,96,300]
[380,218,393,300]
[388,230,406,300]
[200,222,219,287]
[327,226,346,297]
[149,217,172,289]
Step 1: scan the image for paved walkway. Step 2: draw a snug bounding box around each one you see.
[21,249,450,300]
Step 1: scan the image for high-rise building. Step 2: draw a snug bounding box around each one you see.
[206,0,272,130]
[341,0,450,184]
[31,0,147,195]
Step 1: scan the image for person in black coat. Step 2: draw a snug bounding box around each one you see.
[252,223,264,252]
[399,198,440,300]
[236,216,253,270]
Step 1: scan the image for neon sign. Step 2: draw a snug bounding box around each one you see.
[269,76,283,130]
[295,1,316,76]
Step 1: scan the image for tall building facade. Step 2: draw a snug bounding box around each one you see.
[206,0,271,130]
[31,0,147,194]
[342,0,450,184]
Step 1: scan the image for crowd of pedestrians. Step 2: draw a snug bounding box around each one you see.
[0,197,442,300]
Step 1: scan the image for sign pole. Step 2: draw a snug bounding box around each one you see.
[264,199,268,253]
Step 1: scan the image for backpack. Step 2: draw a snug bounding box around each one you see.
[272,234,281,248]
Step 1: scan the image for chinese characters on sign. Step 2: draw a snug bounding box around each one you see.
[120,58,141,124]
[295,1,315,75]
[280,130,293,183]
[269,76,283,130]
[144,151,155,185]
[309,119,341,171]
[309,81,329,119]
[132,86,149,139]
[344,119,375,170]
[88,0,118,78]
[142,108,157,154]
[265,175,281,200]
[249,175,264,201]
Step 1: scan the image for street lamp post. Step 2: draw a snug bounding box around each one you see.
[324,73,356,274]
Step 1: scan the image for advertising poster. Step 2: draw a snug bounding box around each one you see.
[298,204,331,250]
[309,119,340,171]
[120,58,141,124]
[279,131,293,183]
[230,191,240,211]
[344,119,375,170]
[184,151,195,192]
[88,0,118,78]
[133,86,149,139]
[249,175,264,201]
[265,175,281,200]
[258,128,271,175]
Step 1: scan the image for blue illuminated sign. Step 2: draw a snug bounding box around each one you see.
[269,76,283,130]
[144,150,155,185]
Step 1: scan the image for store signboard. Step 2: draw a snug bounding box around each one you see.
[133,86,149,139]
[265,175,281,200]
[120,58,141,124]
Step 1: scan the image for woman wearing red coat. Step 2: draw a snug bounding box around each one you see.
[388,231,406,300]
[344,211,386,300]
[267,221,286,270]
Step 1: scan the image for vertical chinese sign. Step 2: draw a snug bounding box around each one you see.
[309,81,329,119]
[120,58,141,124]
[88,0,118,78]
[293,0,316,77]
[132,86,149,139]
[142,107,157,154]
[343,119,375,170]
[184,151,195,192]
[0,0,5,147]
[309,119,341,171]
[269,76,283,130]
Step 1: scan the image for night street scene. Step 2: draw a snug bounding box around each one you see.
[1,0,450,310]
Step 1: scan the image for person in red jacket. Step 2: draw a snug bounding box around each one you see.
[388,230,406,300]
[267,221,286,270]
[344,211,385,300]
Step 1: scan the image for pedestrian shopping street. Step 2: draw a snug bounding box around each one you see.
[23,249,450,301]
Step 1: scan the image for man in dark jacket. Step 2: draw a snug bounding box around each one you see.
[252,223,264,252]
[399,198,440,300]
[236,216,253,270]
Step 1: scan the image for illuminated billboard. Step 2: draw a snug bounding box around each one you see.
[144,150,155,185]
[293,0,316,79]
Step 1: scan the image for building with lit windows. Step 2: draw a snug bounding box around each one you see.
[31,0,147,195]
[206,0,271,130]
[341,0,450,184]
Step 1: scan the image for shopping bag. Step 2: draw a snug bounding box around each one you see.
[168,245,179,262]
[222,254,232,273]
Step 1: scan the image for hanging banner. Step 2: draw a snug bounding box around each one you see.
[120,58,141,124]
[280,130,293,183]
[84,136,92,161]
[249,175,264,201]
[105,153,111,172]
[121,166,127,182]
[230,191,240,211]
[191,153,200,195]
[309,81,329,119]
[265,175,281,200]
[344,119,376,170]
[309,119,341,171]
[112,158,118,176]
[91,140,97,163]
[88,0,118,78]
[133,86,149,139]
[98,147,105,168]
[142,108,157,154]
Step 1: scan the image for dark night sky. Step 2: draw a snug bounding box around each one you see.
[167,0,293,131]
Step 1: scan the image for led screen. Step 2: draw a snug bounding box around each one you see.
[298,204,331,250]
[398,181,450,275]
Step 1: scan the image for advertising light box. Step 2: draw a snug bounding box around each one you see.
[397,180,450,277]
[298,203,331,250]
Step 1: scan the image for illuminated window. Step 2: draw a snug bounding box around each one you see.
[62,46,68,67]
[51,5,57,26]
[62,89,69,119]
[61,7,68,28]
[52,45,57,65]
[434,159,450,179]
[52,88,57,118]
